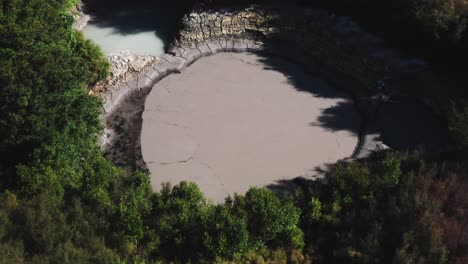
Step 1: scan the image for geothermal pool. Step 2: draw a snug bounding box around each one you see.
[82,24,166,55]
[141,52,361,202]
[82,2,184,55]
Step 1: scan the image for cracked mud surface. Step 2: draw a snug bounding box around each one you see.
[141,52,360,202]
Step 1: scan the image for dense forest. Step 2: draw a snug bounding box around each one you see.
[0,0,467,263]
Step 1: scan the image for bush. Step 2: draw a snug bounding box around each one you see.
[203,205,249,260]
[148,182,207,261]
[233,188,303,250]
[448,99,468,150]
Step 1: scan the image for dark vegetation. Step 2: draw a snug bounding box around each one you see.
[203,0,468,65]
[0,0,467,263]
[308,0,468,66]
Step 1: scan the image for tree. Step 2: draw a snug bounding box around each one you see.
[233,188,303,250]
[113,171,152,245]
[203,204,249,260]
[448,99,468,150]
[148,182,207,261]
[0,0,110,195]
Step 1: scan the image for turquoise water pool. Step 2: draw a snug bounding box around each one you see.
[82,1,187,55]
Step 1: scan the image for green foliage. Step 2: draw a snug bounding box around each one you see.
[203,204,249,260]
[74,32,110,84]
[0,0,121,262]
[0,240,24,264]
[305,0,468,65]
[233,188,303,250]
[148,182,207,261]
[308,197,322,221]
[448,99,468,150]
[394,230,448,264]
[62,0,79,11]
[413,0,467,41]
[0,0,105,147]
[0,0,465,262]
[0,0,114,203]
[16,131,120,203]
[378,151,402,187]
[114,171,152,243]
[242,247,312,264]
[293,152,450,264]
[0,191,121,263]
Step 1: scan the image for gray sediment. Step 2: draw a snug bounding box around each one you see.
[99,6,384,167]
[100,39,373,168]
[100,4,445,171]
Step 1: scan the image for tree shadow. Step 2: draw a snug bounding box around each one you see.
[310,100,361,135]
[265,151,389,195]
[265,161,342,196]
[249,48,364,140]
[266,176,314,196]
[374,100,448,153]
[251,33,448,155]
[104,88,151,172]
[244,8,450,194]
[309,94,448,153]
[255,52,350,100]
[83,0,193,46]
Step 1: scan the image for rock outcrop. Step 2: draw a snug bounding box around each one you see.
[171,6,385,91]
[93,51,159,94]
[69,1,161,95]
[99,5,401,117]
